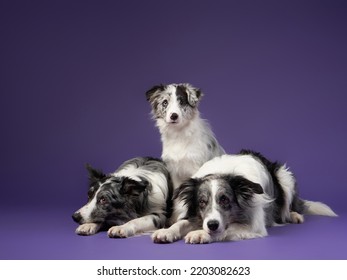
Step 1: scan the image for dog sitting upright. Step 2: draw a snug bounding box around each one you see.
[146,83,225,226]
[72,157,172,238]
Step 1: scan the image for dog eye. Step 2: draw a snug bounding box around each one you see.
[178,99,184,105]
[219,195,230,206]
[98,197,107,205]
[162,100,168,108]
[199,199,207,208]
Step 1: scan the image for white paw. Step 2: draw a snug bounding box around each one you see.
[185,230,212,244]
[290,211,304,224]
[152,228,180,243]
[108,225,134,238]
[75,223,100,235]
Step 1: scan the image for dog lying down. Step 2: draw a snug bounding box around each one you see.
[152,150,337,244]
[72,157,172,238]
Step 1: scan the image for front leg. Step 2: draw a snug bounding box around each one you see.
[152,220,194,243]
[108,224,134,238]
[108,215,164,238]
[223,224,267,241]
[185,230,212,244]
[185,224,267,244]
[75,223,101,236]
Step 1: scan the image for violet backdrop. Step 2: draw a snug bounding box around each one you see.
[1,0,346,259]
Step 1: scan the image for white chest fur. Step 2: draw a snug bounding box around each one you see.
[160,117,224,188]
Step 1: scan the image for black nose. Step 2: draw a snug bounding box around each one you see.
[170,113,178,121]
[72,212,82,223]
[207,220,219,232]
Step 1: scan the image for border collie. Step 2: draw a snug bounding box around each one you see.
[146,83,225,222]
[72,157,172,238]
[152,150,337,243]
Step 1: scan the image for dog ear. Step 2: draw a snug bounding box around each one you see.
[145,84,165,102]
[178,83,203,107]
[174,178,201,218]
[225,175,263,203]
[173,178,199,200]
[85,164,106,181]
[120,178,149,196]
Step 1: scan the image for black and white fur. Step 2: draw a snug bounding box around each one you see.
[146,83,225,222]
[72,157,172,238]
[152,150,337,244]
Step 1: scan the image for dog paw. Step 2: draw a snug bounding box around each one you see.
[290,211,304,224]
[108,225,135,238]
[185,230,212,244]
[152,228,180,243]
[75,223,100,235]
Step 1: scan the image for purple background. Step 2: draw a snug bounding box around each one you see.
[1,0,346,259]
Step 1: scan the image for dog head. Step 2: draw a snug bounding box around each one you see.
[146,83,203,127]
[72,164,150,228]
[175,174,264,236]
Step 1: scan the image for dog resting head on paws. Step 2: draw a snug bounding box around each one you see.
[72,157,172,237]
[176,173,267,243]
[172,150,337,244]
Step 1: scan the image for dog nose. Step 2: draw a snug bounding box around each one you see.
[207,220,219,232]
[170,113,178,121]
[72,212,82,223]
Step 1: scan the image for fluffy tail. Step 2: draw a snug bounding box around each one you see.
[304,200,338,217]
